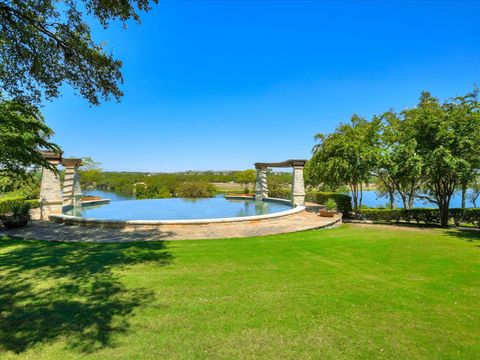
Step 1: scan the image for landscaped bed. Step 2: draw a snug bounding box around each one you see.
[0,224,478,359]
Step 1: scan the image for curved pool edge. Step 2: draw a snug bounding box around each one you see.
[50,198,305,226]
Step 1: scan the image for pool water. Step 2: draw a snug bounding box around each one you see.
[66,195,293,221]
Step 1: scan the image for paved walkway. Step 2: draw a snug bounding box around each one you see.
[0,205,341,243]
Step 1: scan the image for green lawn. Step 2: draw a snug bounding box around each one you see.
[1,224,479,359]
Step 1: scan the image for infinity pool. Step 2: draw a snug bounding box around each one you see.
[65,196,293,221]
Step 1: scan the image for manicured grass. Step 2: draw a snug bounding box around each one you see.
[1,224,479,359]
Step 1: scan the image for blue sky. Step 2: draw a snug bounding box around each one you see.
[43,1,480,172]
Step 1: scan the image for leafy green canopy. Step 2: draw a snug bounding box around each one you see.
[0,0,157,105]
[406,91,480,225]
[310,115,380,213]
[0,99,59,177]
[310,88,480,226]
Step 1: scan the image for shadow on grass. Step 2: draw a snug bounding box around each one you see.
[0,237,172,354]
[445,229,480,244]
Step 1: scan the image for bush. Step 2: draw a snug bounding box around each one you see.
[0,196,25,214]
[361,208,480,227]
[450,208,480,227]
[325,198,337,211]
[306,192,352,216]
[268,183,291,199]
[135,183,172,199]
[0,201,31,228]
[175,182,217,198]
[0,196,40,215]
[25,199,40,208]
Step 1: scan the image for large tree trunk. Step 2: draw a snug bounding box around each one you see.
[399,193,408,209]
[461,185,467,209]
[350,183,359,216]
[388,190,395,209]
[439,201,449,227]
[359,183,363,209]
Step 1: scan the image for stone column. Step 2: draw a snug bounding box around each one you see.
[255,167,268,201]
[39,151,63,220]
[291,165,306,206]
[62,158,83,206]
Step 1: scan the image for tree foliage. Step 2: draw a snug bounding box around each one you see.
[310,88,480,226]
[0,0,157,105]
[407,91,480,225]
[79,156,102,186]
[235,169,256,193]
[0,98,60,177]
[374,111,424,209]
[310,115,380,214]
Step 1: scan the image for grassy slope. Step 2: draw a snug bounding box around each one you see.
[0,225,479,359]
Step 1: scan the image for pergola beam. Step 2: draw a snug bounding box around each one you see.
[254,159,307,169]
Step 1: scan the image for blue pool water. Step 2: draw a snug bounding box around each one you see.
[67,195,292,220]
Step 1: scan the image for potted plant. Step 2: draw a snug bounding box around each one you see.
[1,202,31,228]
[319,198,337,217]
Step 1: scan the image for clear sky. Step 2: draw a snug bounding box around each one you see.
[43,0,480,172]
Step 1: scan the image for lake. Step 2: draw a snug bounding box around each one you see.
[83,189,133,202]
[356,190,476,209]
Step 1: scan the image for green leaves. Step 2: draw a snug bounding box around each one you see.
[0,0,157,105]
[311,115,379,213]
[311,88,480,225]
[0,98,60,177]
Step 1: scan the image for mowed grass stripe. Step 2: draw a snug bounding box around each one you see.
[0,224,479,359]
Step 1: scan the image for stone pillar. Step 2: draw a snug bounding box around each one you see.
[291,165,306,206]
[255,167,268,201]
[62,158,83,206]
[39,151,63,220]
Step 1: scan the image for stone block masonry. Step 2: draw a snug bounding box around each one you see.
[39,151,63,220]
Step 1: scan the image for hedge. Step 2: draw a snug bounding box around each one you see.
[361,208,480,227]
[0,196,40,215]
[306,192,352,216]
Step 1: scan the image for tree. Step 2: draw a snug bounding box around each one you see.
[374,111,425,210]
[0,98,60,178]
[406,91,480,227]
[235,170,256,193]
[310,115,380,214]
[468,177,480,208]
[0,0,157,105]
[79,156,102,187]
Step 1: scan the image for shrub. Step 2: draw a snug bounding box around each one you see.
[1,201,31,228]
[450,208,480,227]
[25,199,40,208]
[0,196,40,215]
[175,182,217,198]
[360,208,480,228]
[325,198,337,211]
[306,192,352,216]
[0,196,25,214]
[135,183,172,199]
[268,183,291,199]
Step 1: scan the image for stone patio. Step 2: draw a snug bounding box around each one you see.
[0,204,342,243]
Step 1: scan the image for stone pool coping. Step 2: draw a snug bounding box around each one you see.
[2,206,342,242]
[50,197,305,226]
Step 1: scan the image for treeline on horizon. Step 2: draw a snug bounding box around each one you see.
[80,167,293,199]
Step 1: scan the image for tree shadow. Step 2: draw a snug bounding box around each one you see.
[0,237,172,354]
[445,228,480,245]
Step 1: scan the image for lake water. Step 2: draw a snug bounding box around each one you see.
[84,189,133,202]
[356,190,476,209]
[69,194,292,221]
